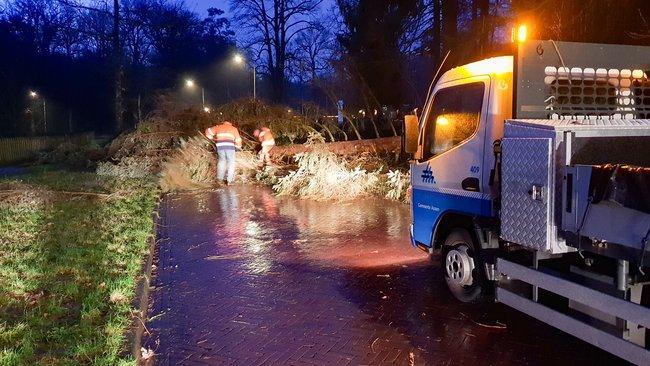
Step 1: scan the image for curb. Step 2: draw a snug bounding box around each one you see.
[125,205,160,364]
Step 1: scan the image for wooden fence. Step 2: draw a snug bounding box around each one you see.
[0,133,94,165]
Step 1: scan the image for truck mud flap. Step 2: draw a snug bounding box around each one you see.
[496,258,650,365]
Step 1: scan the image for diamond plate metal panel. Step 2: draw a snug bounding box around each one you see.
[501,138,553,251]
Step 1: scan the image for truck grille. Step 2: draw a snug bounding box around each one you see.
[543,67,650,119]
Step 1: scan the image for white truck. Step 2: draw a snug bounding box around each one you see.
[403,35,650,364]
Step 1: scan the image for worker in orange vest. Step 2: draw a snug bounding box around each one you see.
[205,121,242,184]
[253,126,275,167]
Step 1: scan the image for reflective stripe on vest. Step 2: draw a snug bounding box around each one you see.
[216,132,235,140]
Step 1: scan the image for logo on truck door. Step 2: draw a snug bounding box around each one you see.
[421,163,435,184]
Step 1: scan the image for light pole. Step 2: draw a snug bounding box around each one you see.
[185,79,207,110]
[233,53,257,100]
[29,90,46,134]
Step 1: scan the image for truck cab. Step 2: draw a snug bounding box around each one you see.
[409,56,514,300]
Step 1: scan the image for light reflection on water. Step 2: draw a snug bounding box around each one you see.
[181,186,424,275]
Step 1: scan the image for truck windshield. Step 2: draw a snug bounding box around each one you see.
[422,82,485,160]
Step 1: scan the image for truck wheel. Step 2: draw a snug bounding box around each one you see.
[442,228,485,303]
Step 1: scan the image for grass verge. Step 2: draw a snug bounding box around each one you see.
[0,168,159,366]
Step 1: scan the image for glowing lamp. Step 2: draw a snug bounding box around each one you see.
[513,24,528,43]
[436,116,449,126]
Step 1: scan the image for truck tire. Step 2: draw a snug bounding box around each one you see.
[442,228,486,303]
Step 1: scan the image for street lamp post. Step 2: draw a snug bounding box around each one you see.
[185,79,210,112]
[253,66,257,100]
[43,99,47,134]
[233,53,257,100]
[29,90,46,134]
[137,93,142,124]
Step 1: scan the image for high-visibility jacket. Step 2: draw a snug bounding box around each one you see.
[258,127,275,148]
[205,122,242,151]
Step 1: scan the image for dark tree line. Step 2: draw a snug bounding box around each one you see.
[3,0,650,139]
[0,0,234,137]
[315,0,650,137]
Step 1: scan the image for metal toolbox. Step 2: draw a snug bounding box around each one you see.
[500,119,650,254]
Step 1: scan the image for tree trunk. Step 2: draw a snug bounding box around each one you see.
[342,112,362,140]
[113,0,124,133]
[431,0,441,61]
[441,0,458,53]
[474,0,490,56]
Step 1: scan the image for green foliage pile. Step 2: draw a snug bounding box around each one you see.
[273,136,410,202]
[0,170,159,366]
[274,146,380,200]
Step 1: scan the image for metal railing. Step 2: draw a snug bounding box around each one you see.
[0,133,94,165]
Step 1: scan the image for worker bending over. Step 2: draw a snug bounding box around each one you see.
[205,121,242,185]
[254,127,275,167]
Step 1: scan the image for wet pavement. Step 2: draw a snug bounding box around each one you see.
[144,186,624,365]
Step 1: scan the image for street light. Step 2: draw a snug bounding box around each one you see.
[232,53,257,100]
[28,90,46,134]
[184,78,206,110]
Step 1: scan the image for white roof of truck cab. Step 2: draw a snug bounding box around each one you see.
[438,56,514,84]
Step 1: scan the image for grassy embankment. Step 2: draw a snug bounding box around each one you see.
[0,168,159,365]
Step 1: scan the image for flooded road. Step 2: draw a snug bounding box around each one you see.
[144,186,623,365]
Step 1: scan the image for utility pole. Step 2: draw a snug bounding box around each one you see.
[43,100,47,134]
[113,0,124,133]
[138,93,142,123]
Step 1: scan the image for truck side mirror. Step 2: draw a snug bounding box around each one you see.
[403,114,419,154]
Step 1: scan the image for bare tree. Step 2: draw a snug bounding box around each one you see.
[5,0,64,54]
[58,0,124,132]
[294,23,333,81]
[54,5,84,57]
[122,0,153,67]
[441,0,458,54]
[230,0,323,102]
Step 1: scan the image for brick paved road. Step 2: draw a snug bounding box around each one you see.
[143,186,624,365]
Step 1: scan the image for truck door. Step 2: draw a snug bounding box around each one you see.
[411,78,492,246]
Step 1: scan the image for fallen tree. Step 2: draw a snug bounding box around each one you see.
[271,136,400,160]
[95,97,410,201]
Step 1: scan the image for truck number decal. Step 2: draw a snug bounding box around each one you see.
[470,166,480,174]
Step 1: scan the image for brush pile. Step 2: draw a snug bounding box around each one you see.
[272,134,410,201]
[94,94,411,200]
[274,146,380,200]
[97,96,315,190]
[38,138,102,168]
[158,136,260,192]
